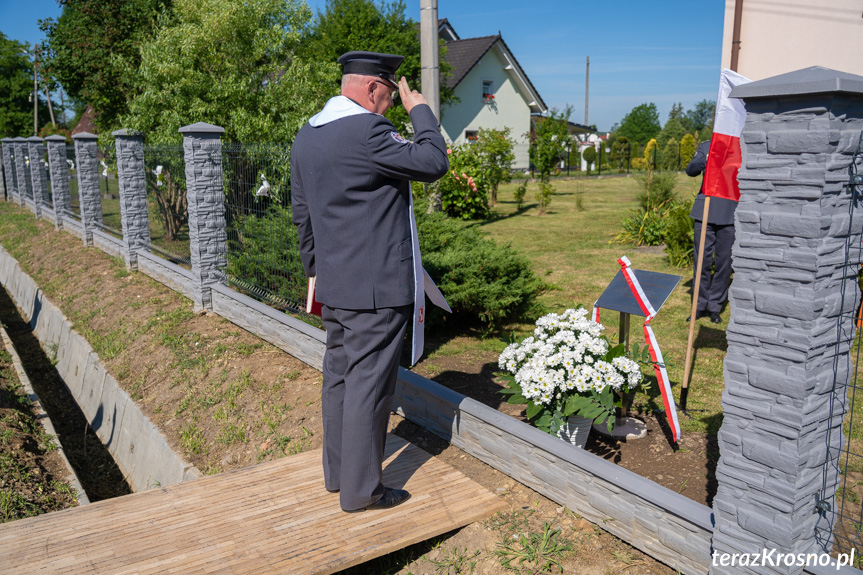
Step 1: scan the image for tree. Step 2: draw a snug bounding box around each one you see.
[300,0,454,131]
[581,146,596,173]
[122,0,338,144]
[475,127,515,205]
[0,34,44,137]
[614,103,660,145]
[643,138,659,170]
[679,133,697,169]
[661,137,680,170]
[39,0,172,132]
[530,107,571,214]
[656,117,687,150]
[609,136,630,172]
[685,99,715,136]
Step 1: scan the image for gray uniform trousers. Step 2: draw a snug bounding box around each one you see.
[693,221,735,314]
[321,304,411,511]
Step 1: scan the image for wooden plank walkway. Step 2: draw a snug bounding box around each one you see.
[0,434,506,574]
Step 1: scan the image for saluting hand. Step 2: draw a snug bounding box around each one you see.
[398,77,428,115]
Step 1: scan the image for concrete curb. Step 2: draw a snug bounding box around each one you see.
[0,244,202,493]
[0,325,90,505]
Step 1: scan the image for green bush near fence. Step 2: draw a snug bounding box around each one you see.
[416,208,544,331]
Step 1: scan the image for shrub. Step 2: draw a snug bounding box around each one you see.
[513,179,528,209]
[661,137,681,170]
[680,134,697,167]
[417,208,543,330]
[635,170,677,210]
[535,179,554,215]
[663,198,695,267]
[437,144,489,220]
[630,157,648,171]
[615,206,667,246]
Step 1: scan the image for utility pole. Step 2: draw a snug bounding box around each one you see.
[33,45,39,136]
[730,0,743,72]
[36,45,56,128]
[420,0,440,120]
[584,56,589,126]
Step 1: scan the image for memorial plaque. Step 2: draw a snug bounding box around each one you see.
[594,269,681,317]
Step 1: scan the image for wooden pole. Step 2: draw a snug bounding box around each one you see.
[681,196,711,410]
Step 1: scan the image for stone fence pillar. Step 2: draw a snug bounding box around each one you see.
[46,135,71,230]
[27,136,49,218]
[711,67,863,574]
[180,122,227,312]
[13,137,30,208]
[72,132,102,247]
[1,139,15,201]
[113,129,150,270]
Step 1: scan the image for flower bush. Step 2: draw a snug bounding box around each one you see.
[437,145,490,219]
[498,308,645,435]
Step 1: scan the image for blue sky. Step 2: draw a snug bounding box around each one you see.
[1,0,726,132]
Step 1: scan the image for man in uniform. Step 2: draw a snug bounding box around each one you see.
[291,51,448,512]
[686,140,736,323]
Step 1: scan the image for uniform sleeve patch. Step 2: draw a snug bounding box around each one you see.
[391,131,409,144]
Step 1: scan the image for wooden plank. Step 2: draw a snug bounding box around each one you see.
[0,435,505,574]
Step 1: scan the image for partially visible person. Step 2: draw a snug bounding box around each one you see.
[687,140,737,324]
[291,51,448,513]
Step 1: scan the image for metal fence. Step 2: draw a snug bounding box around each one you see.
[143,144,191,268]
[221,142,316,324]
[815,135,863,561]
[96,146,123,239]
[65,145,80,220]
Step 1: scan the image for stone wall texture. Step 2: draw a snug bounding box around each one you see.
[73,136,102,246]
[46,138,71,230]
[712,94,863,575]
[27,139,49,217]
[1,143,17,200]
[114,135,150,269]
[182,130,227,311]
[14,141,31,207]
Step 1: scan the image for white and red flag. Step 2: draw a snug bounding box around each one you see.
[703,68,752,201]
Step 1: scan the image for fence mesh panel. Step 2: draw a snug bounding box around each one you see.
[221,142,317,325]
[96,146,123,239]
[65,145,80,220]
[143,144,191,268]
[816,134,863,562]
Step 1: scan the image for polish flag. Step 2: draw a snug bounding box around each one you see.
[703,69,752,202]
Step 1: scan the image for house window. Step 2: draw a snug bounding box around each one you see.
[465,130,479,143]
[482,80,494,103]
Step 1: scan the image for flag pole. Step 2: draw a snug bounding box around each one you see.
[681,196,711,411]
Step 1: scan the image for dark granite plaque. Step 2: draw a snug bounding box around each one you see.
[594,269,681,317]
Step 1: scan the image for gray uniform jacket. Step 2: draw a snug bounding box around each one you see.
[687,141,737,225]
[291,102,448,310]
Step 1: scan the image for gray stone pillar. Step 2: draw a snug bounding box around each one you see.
[113,129,151,270]
[712,67,863,574]
[1,139,15,201]
[27,136,49,218]
[180,122,227,312]
[72,132,102,247]
[46,135,71,230]
[13,138,30,208]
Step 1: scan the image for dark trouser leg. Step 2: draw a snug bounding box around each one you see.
[693,220,717,313]
[322,304,410,511]
[708,224,735,313]
[321,306,346,493]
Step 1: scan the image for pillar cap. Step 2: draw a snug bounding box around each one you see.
[111,128,144,137]
[1,138,13,142]
[178,122,225,134]
[44,135,68,142]
[72,131,99,140]
[26,136,44,143]
[12,137,28,142]
[731,66,863,100]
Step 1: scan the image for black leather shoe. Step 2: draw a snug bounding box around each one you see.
[710,312,721,324]
[686,311,707,322]
[326,487,339,493]
[344,487,410,512]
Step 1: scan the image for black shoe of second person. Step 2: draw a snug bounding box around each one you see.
[343,487,411,513]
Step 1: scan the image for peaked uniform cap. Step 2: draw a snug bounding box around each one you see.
[338,51,404,88]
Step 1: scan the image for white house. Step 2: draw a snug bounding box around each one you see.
[438,21,546,170]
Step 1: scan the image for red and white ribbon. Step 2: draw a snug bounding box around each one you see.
[591,300,600,324]
[616,256,681,442]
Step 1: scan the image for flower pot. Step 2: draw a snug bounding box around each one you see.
[557,415,593,449]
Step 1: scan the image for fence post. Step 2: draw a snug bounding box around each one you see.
[113,129,150,270]
[1,139,16,201]
[13,138,30,208]
[711,67,863,573]
[180,122,227,312]
[72,132,102,247]
[27,136,49,219]
[45,135,70,230]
